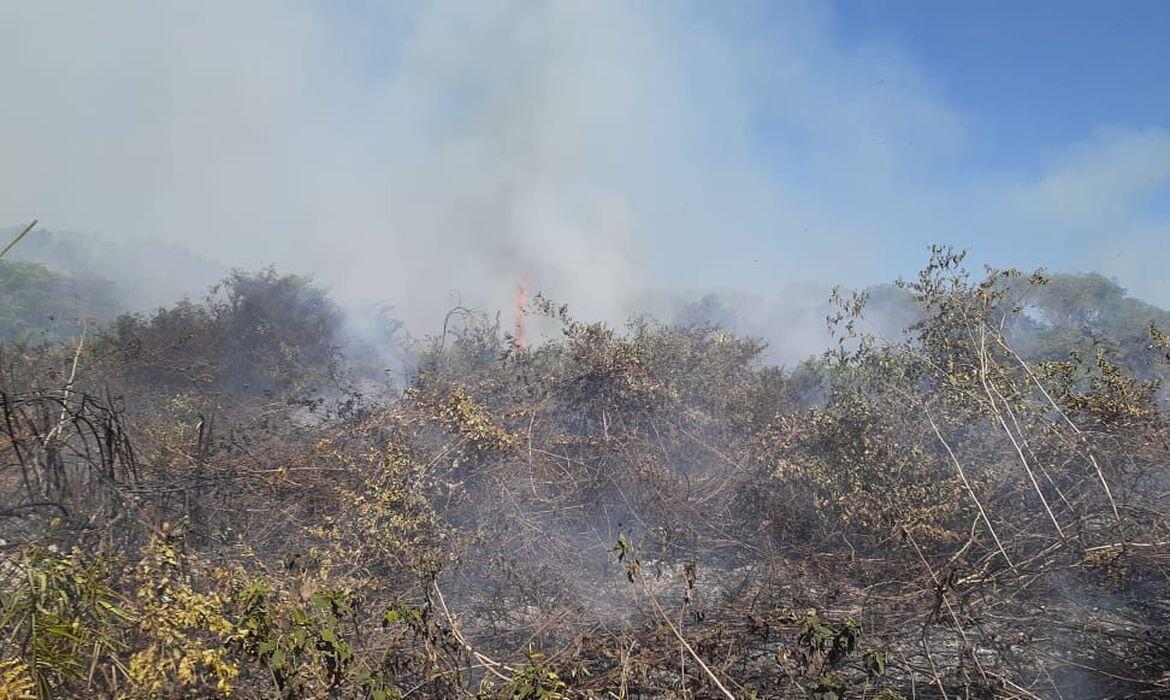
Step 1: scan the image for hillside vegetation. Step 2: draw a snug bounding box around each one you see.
[1,248,1169,698]
[0,260,120,344]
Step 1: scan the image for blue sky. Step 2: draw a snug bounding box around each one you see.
[1,1,1168,325]
[835,0,1170,172]
[720,0,1170,300]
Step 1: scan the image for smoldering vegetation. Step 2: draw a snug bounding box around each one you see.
[2,245,1170,699]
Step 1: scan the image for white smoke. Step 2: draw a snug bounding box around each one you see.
[2,1,1167,337]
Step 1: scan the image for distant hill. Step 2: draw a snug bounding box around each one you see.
[0,224,226,313]
[0,259,121,343]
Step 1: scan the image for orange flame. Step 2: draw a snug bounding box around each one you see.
[513,277,529,348]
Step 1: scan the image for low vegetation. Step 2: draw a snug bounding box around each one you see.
[2,249,1169,698]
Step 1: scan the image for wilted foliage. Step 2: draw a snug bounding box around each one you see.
[2,251,1169,698]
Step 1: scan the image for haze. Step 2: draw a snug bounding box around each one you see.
[2,1,1169,332]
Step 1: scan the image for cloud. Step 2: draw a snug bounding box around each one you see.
[1018,127,1170,228]
[1006,127,1170,304]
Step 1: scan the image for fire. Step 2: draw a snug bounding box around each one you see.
[513,277,529,348]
